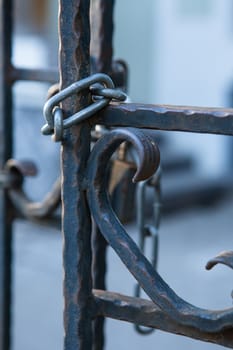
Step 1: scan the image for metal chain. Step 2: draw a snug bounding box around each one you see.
[41,73,127,142]
[134,167,161,335]
[90,83,127,102]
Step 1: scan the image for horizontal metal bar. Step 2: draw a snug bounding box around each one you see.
[10,64,126,88]
[11,67,58,83]
[93,103,233,135]
[93,290,233,348]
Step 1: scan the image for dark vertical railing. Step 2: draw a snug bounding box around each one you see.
[90,0,115,74]
[91,224,107,350]
[0,1,13,350]
[90,2,115,349]
[59,1,93,349]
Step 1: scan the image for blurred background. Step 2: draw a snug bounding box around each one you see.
[11,0,233,349]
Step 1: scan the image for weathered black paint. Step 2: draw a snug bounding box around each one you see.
[0,2,13,349]
[86,127,233,341]
[59,1,93,350]
[94,290,233,348]
[93,103,233,135]
[90,2,116,349]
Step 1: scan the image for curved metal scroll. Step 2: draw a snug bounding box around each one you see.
[206,251,233,270]
[86,127,233,333]
[6,159,61,221]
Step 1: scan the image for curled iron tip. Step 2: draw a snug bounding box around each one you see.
[206,251,233,270]
[87,127,160,186]
[124,128,160,183]
[5,159,38,188]
[5,159,38,177]
[131,140,160,182]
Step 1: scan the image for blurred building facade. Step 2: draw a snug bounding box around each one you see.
[114,0,233,177]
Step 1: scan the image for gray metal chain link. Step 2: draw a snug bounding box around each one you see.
[134,167,161,335]
[41,73,127,142]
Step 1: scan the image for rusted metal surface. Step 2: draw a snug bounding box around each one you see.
[0,1,13,349]
[93,290,233,348]
[59,1,93,349]
[92,224,107,350]
[90,0,114,73]
[93,103,233,135]
[90,3,116,348]
[90,0,127,89]
[86,127,233,345]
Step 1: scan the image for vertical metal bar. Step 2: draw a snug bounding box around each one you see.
[92,225,107,350]
[90,2,115,349]
[0,1,13,349]
[59,1,93,349]
[90,0,115,73]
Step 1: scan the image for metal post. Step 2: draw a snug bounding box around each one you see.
[90,0,115,74]
[91,225,107,350]
[90,2,115,349]
[0,1,13,349]
[59,1,93,349]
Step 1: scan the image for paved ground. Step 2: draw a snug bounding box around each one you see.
[12,195,233,350]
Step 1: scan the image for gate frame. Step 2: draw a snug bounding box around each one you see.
[0,1,233,350]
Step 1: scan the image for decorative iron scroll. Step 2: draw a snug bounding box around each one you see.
[86,127,233,348]
[5,159,60,222]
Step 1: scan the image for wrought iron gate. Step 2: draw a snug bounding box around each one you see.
[0,1,233,349]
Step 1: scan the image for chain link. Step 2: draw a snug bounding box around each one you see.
[90,83,127,102]
[41,73,127,142]
[134,167,161,335]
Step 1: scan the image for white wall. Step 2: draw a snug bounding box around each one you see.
[115,0,233,176]
[114,0,158,103]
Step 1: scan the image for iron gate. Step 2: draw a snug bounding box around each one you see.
[0,1,233,349]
